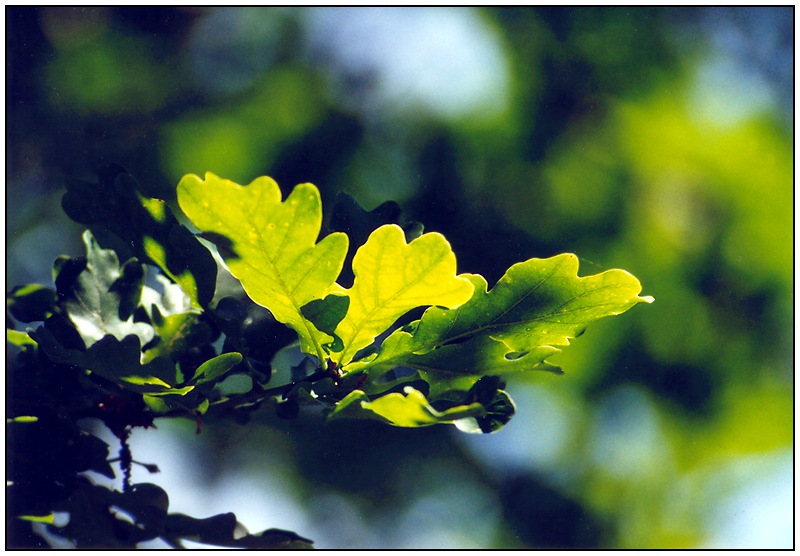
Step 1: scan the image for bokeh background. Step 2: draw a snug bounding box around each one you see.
[6,6,794,549]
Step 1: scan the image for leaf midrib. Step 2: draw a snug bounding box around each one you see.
[198,192,329,361]
[393,256,636,362]
[338,243,454,364]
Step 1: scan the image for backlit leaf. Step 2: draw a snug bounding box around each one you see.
[6,329,37,350]
[359,330,564,380]
[329,386,488,429]
[193,352,244,385]
[177,173,348,361]
[334,225,474,366]
[327,192,423,286]
[358,254,652,378]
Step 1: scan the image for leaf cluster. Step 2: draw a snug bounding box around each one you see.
[6,166,651,548]
[177,172,652,431]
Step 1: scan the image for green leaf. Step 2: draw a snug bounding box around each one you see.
[300,294,350,336]
[215,374,253,396]
[32,329,190,396]
[334,225,474,366]
[359,331,564,381]
[425,254,654,352]
[300,293,349,351]
[17,514,56,524]
[6,284,58,322]
[193,352,243,385]
[62,164,217,308]
[142,394,171,413]
[177,172,348,361]
[329,386,487,428]
[141,312,201,363]
[7,415,39,424]
[358,254,652,378]
[6,329,37,350]
[330,376,516,433]
[56,230,154,349]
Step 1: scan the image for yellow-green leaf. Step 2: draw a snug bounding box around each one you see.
[333,225,474,366]
[18,514,55,524]
[7,415,39,424]
[177,173,348,360]
[6,329,37,349]
[358,253,652,380]
[329,387,486,428]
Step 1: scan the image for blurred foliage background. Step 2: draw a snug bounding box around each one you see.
[6,6,793,549]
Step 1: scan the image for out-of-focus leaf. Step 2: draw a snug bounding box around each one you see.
[109,483,170,531]
[452,376,517,434]
[17,514,55,524]
[55,230,154,349]
[62,164,216,308]
[48,478,149,548]
[163,512,314,549]
[6,415,39,423]
[215,374,253,396]
[177,172,348,361]
[334,224,474,366]
[6,284,58,322]
[6,329,37,350]
[142,395,170,414]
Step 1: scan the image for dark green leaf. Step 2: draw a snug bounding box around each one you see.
[300,294,350,336]
[453,376,517,434]
[109,483,170,530]
[163,512,314,549]
[6,284,58,322]
[328,192,424,286]
[32,328,189,396]
[62,164,216,308]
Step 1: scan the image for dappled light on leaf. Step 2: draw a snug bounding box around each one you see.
[62,165,216,308]
[57,231,154,349]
